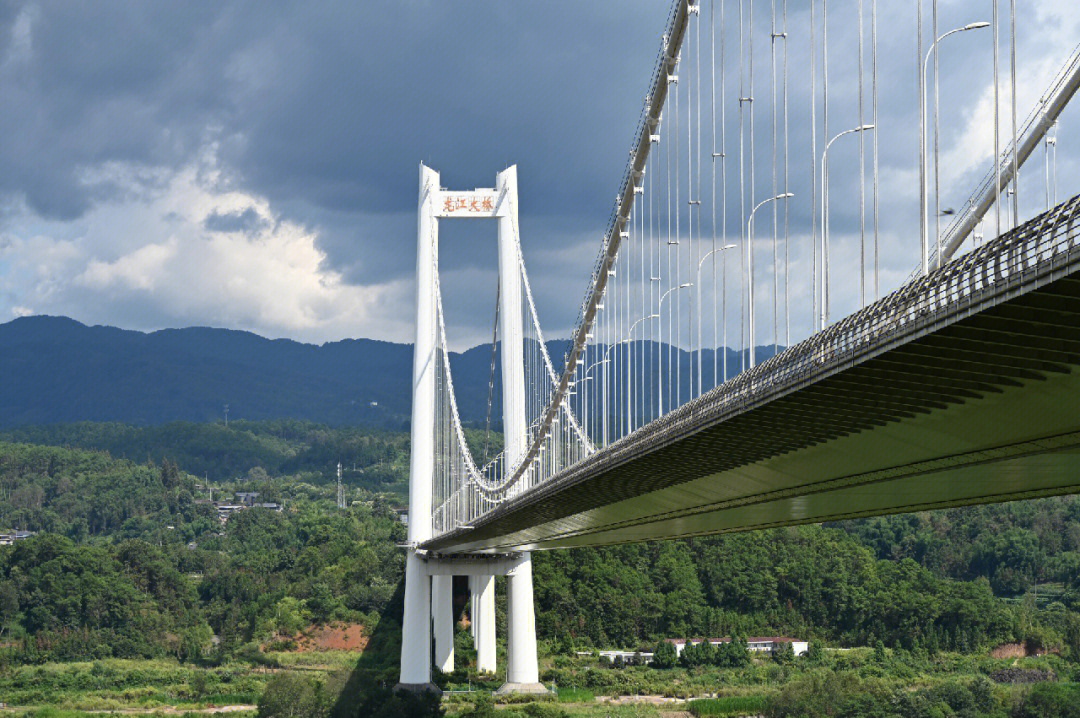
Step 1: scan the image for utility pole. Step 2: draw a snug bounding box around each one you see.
[223,404,229,427]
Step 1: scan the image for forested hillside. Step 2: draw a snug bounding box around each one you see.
[0,439,407,664]
[0,316,502,428]
[3,423,1080,671]
[0,316,774,431]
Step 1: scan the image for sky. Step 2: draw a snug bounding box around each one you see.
[0,0,1077,350]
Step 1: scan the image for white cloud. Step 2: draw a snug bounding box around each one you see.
[0,148,412,343]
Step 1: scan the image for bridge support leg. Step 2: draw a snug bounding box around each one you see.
[468,576,477,642]
[493,164,546,694]
[398,163,441,694]
[397,552,438,693]
[498,552,546,694]
[474,574,496,674]
[432,574,454,674]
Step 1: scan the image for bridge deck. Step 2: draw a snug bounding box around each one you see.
[426,196,1080,553]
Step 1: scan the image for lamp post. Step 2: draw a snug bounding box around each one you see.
[696,244,736,395]
[821,127,873,331]
[657,282,692,415]
[747,194,793,368]
[921,22,990,275]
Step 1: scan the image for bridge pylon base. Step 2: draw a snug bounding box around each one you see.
[495,683,549,696]
[393,682,443,696]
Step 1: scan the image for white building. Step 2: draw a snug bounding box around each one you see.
[596,650,654,664]
[0,530,35,546]
[667,636,808,657]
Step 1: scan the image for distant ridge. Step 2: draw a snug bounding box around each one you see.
[0,316,779,428]
[0,316,419,427]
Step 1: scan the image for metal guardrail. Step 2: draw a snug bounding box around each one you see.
[584,193,1080,473]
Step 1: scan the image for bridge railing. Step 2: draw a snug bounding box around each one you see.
[594,194,1080,460]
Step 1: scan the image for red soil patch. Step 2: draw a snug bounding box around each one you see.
[267,622,368,652]
[989,642,1054,658]
[298,622,368,652]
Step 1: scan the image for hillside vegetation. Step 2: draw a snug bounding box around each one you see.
[2,422,1080,718]
[2,423,1080,668]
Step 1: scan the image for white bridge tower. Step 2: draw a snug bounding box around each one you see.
[397,163,545,694]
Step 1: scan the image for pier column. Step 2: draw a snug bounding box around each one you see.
[473,574,497,674]
[495,165,545,694]
[397,163,441,693]
[432,575,454,674]
[469,576,477,642]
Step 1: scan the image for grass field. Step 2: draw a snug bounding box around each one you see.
[2,648,1077,717]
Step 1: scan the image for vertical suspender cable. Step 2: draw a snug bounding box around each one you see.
[669,68,678,408]
[651,129,657,422]
[810,0,817,335]
[918,0,925,272]
[822,0,829,326]
[782,0,790,348]
[858,0,866,307]
[694,6,702,398]
[720,0,728,385]
[665,71,673,413]
[635,157,643,425]
[933,0,941,265]
[748,0,756,360]
[994,0,1001,239]
[1010,0,1019,228]
[738,0,746,372]
[1045,130,1051,211]
[871,0,879,300]
[1053,123,1058,206]
[709,0,717,392]
[771,0,778,352]
[674,68,681,410]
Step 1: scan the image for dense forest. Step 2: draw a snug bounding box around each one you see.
[3,421,1080,672]
[0,439,407,664]
[0,419,500,489]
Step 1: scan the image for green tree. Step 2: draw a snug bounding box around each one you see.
[773,640,795,665]
[652,640,678,668]
[273,596,310,636]
[257,673,325,718]
[1012,683,1080,718]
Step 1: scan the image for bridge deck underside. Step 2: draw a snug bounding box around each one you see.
[427,229,1080,553]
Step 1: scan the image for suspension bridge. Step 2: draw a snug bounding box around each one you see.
[396,0,1080,694]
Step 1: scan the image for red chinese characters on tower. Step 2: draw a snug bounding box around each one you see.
[440,193,496,214]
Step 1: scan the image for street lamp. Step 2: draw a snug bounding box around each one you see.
[747,194,793,368]
[657,282,692,415]
[695,244,736,395]
[821,126,873,331]
[921,21,990,275]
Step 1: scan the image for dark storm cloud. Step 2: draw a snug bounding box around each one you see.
[0,1,665,281]
[0,0,1076,343]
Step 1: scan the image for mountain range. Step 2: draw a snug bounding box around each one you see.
[0,315,777,429]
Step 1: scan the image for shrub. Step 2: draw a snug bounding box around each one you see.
[681,640,716,668]
[555,687,594,703]
[772,641,795,665]
[1011,682,1080,718]
[257,673,325,718]
[689,696,768,716]
[652,641,678,669]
